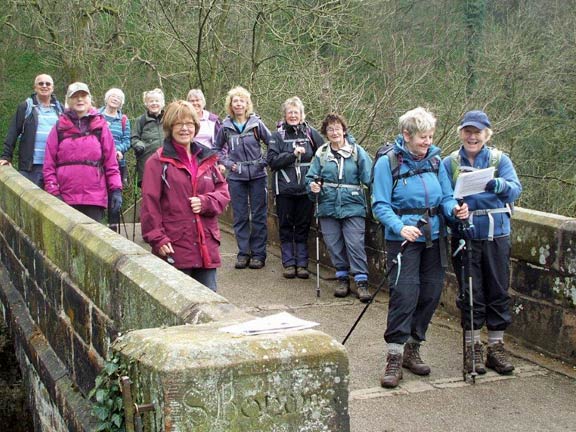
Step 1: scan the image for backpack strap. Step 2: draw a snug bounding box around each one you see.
[121,114,128,133]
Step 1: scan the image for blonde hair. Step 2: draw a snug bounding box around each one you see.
[224,86,253,118]
[142,88,165,110]
[104,88,125,108]
[281,96,306,122]
[162,100,200,139]
[399,107,436,136]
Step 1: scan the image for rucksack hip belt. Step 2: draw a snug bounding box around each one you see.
[236,159,262,174]
[323,182,363,190]
[469,205,511,241]
[56,160,102,168]
[394,206,440,217]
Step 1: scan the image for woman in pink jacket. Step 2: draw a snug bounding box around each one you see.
[43,82,122,222]
[140,100,230,291]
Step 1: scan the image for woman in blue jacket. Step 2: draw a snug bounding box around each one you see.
[443,110,522,376]
[214,86,271,270]
[306,113,373,302]
[372,107,468,388]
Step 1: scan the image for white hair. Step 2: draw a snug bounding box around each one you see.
[143,88,165,109]
[104,88,125,108]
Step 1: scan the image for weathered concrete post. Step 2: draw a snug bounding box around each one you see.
[115,323,349,431]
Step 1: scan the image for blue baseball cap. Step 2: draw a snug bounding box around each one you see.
[460,110,491,130]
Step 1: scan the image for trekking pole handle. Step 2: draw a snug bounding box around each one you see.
[399,217,428,252]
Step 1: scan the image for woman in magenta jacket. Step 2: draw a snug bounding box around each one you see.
[140,100,230,291]
[43,82,122,222]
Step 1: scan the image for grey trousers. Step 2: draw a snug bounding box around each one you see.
[319,216,368,278]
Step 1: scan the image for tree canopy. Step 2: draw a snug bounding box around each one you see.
[2,0,575,216]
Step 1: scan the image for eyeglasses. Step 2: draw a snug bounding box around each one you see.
[326,127,343,133]
[36,82,53,87]
[173,122,196,130]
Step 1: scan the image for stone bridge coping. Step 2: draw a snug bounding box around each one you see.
[0,166,350,431]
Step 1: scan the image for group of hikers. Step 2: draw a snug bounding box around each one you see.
[1,73,522,389]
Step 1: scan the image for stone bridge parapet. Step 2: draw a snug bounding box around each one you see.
[0,167,349,431]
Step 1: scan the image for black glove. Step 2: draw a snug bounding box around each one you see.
[485,178,508,194]
[109,190,123,215]
[133,144,145,157]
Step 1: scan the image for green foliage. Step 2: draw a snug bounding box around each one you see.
[2,0,576,216]
[88,353,126,432]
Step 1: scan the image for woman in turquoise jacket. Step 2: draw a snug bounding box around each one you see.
[306,113,372,302]
[372,107,468,389]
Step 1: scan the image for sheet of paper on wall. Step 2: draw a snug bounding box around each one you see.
[453,166,495,199]
[219,312,319,336]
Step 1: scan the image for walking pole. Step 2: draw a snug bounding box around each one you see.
[465,234,477,383]
[457,198,477,383]
[314,177,323,298]
[342,218,427,345]
[131,167,138,242]
[453,238,467,381]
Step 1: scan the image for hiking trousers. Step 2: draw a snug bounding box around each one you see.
[451,236,512,331]
[319,216,368,277]
[384,240,445,344]
[228,177,268,261]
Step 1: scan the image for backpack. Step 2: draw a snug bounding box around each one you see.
[370,142,440,190]
[275,121,317,150]
[448,147,503,183]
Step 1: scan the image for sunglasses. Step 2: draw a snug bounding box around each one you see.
[36,82,53,87]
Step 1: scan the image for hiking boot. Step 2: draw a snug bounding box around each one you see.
[380,353,403,388]
[235,255,250,269]
[464,342,487,375]
[283,266,296,279]
[249,258,265,269]
[486,342,514,375]
[296,266,310,279]
[356,280,371,303]
[334,277,350,298]
[402,343,431,376]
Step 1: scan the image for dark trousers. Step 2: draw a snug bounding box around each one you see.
[276,194,313,244]
[71,205,105,223]
[451,236,512,331]
[19,164,44,189]
[384,240,445,344]
[228,177,268,261]
[180,268,217,292]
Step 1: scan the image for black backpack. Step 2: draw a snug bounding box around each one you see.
[370,142,440,190]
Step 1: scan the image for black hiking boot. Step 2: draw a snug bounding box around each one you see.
[486,342,514,375]
[402,343,431,376]
[380,353,403,388]
[464,342,487,375]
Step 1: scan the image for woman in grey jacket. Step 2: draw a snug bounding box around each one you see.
[131,88,165,187]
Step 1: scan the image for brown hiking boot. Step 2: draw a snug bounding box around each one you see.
[282,266,296,279]
[334,277,350,298]
[380,353,403,388]
[402,343,431,376]
[464,342,487,375]
[486,341,514,375]
[296,266,310,279]
[356,280,371,303]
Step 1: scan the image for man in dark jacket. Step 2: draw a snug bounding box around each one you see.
[1,74,64,188]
